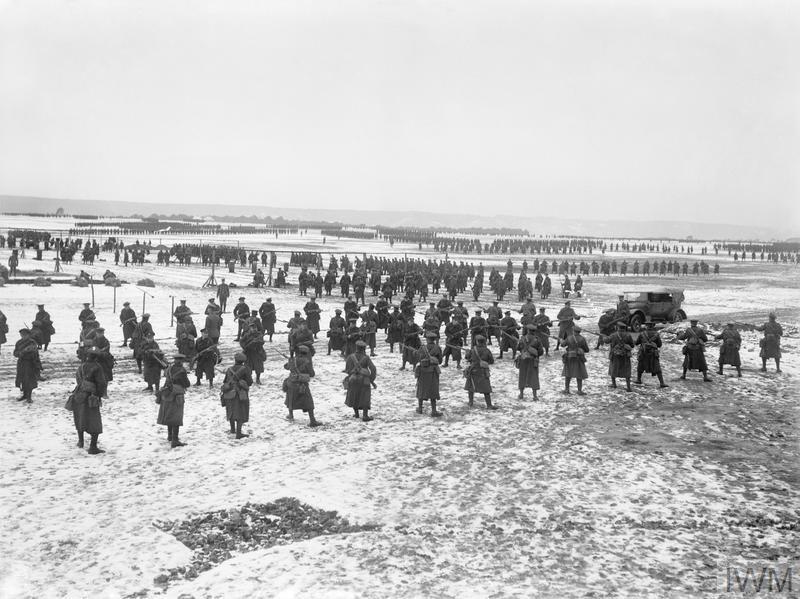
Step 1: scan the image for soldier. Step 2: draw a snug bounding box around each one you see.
[340,271,351,297]
[442,318,464,369]
[555,300,581,350]
[469,310,488,347]
[131,313,154,373]
[606,322,634,391]
[173,299,192,322]
[119,301,137,347]
[422,312,440,343]
[344,318,361,357]
[33,304,55,351]
[245,309,263,334]
[486,301,502,346]
[14,328,42,402]
[216,278,230,313]
[516,324,544,400]
[204,308,222,345]
[327,308,346,355]
[424,301,437,322]
[205,298,221,315]
[375,296,390,331]
[221,352,252,439]
[344,296,359,322]
[757,312,783,373]
[78,302,95,324]
[499,310,519,359]
[400,316,421,370]
[415,333,443,416]
[233,296,250,341]
[291,321,315,359]
[304,297,321,338]
[240,323,266,384]
[520,297,536,320]
[67,347,108,453]
[561,326,589,395]
[635,319,668,388]
[452,300,468,323]
[344,340,377,422]
[386,306,404,353]
[157,354,191,448]
[678,319,711,381]
[541,274,552,300]
[436,294,453,325]
[614,294,630,324]
[464,336,496,409]
[596,309,617,350]
[92,327,115,382]
[283,345,321,426]
[193,328,218,387]
[0,309,8,354]
[360,316,377,357]
[175,315,197,360]
[715,322,742,376]
[533,307,552,356]
[140,331,165,392]
[259,297,277,342]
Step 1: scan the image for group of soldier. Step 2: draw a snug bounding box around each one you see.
[3,279,787,455]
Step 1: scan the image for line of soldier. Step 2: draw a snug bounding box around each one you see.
[6,290,786,454]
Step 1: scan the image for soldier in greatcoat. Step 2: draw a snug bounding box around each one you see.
[68,348,108,454]
[259,297,277,342]
[240,324,266,384]
[516,324,544,400]
[140,331,165,392]
[327,309,346,355]
[635,319,668,388]
[442,319,464,369]
[283,345,320,427]
[414,332,443,416]
[193,329,219,387]
[715,322,742,376]
[606,322,634,391]
[221,352,252,439]
[156,354,191,448]
[561,327,589,395]
[386,307,404,353]
[532,308,552,355]
[400,316,421,370]
[304,297,321,337]
[499,311,519,359]
[233,297,250,341]
[119,301,137,347]
[33,304,55,351]
[344,340,377,422]
[14,328,42,402]
[464,336,497,409]
[678,320,711,381]
[756,312,783,373]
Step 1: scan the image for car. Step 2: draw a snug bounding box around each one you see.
[622,287,686,331]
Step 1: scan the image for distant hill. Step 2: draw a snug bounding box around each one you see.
[0,194,791,241]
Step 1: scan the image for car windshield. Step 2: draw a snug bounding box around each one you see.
[649,293,672,302]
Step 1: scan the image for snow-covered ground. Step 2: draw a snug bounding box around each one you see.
[0,222,798,599]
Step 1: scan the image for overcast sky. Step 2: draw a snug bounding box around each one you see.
[1,0,798,228]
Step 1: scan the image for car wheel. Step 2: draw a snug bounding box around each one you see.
[672,310,686,323]
[629,313,644,332]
